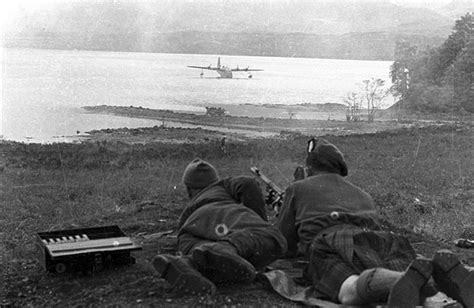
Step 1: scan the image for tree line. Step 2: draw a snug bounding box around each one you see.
[390,13,473,114]
[343,13,472,123]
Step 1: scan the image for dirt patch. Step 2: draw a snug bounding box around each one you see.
[85,126,234,145]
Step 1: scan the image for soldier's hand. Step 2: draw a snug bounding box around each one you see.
[293,165,305,181]
[265,186,277,205]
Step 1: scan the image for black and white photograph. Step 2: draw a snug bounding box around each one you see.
[1,0,473,306]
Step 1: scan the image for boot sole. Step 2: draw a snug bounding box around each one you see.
[387,257,433,308]
[433,250,474,308]
[193,247,256,284]
[170,271,217,296]
[153,255,216,295]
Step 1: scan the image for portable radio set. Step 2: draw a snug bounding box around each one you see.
[35,225,141,274]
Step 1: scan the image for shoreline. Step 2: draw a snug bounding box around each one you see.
[3,105,470,145]
[81,105,414,144]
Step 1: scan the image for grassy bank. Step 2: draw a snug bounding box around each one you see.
[2,123,472,247]
[1,123,472,305]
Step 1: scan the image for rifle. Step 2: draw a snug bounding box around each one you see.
[250,167,284,213]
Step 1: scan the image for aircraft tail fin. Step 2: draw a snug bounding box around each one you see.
[217,57,221,68]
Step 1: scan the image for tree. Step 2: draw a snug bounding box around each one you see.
[442,40,474,112]
[388,13,473,114]
[390,40,417,98]
[390,40,417,120]
[360,78,389,122]
[343,92,362,122]
[428,13,473,84]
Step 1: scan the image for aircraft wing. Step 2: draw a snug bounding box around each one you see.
[231,68,264,72]
[187,65,218,71]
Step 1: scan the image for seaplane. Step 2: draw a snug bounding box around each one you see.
[187,57,263,79]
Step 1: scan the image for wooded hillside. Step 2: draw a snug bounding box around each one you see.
[4,1,469,61]
[390,13,473,113]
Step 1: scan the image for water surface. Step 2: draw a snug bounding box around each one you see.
[2,48,394,142]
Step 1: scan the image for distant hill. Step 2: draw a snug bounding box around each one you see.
[3,0,471,60]
[5,30,445,61]
[437,0,474,19]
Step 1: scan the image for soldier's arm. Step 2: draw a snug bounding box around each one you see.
[222,176,268,221]
[276,186,299,257]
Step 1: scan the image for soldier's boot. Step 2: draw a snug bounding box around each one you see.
[152,254,216,295]
[433,249,474,308]
[356,267,437,304]
[192,241,256,284]
[387,256,433,307]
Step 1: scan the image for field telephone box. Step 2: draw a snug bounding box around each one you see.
[36,225,142,274]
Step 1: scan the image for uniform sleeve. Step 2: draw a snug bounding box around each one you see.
[222,176,268,221]
[276,186,299,257]
[177,231,198,255]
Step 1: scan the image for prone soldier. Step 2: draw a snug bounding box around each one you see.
[152,158,287,295]
[276,137,474,307]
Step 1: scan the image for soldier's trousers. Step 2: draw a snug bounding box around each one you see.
[179,225,287,269]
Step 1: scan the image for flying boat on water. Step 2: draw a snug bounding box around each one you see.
[187,57,263,79]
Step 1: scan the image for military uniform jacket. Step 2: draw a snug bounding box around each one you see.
[277,172,380,257]
[178,176,286,254]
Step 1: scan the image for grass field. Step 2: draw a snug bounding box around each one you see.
[1,122,473,305]
[2,123,472,254]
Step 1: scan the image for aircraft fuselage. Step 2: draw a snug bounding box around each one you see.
[188,57,262,79]
[216,67,233,78]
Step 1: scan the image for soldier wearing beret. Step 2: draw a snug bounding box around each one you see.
[277,137,473,307]
[153,158,287,295]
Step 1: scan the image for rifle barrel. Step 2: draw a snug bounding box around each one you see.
[250,167,283,194]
